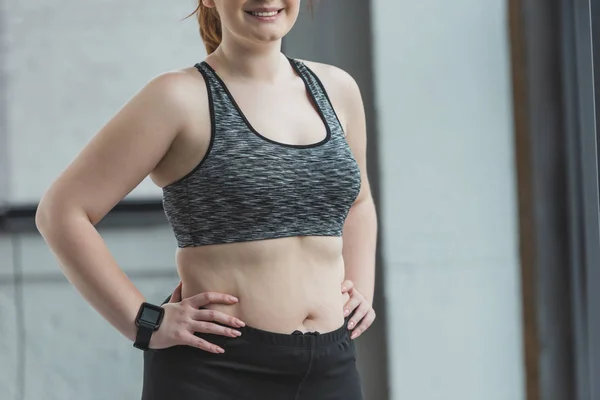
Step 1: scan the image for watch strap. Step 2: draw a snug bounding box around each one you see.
[133,322,154,351]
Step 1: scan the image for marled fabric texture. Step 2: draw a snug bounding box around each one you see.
[162,58,362,248]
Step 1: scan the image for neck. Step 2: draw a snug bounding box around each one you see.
[209,37,289,82]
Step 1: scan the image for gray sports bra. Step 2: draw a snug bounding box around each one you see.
[162,58,362,248]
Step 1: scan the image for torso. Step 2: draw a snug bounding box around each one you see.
[150,56,353,334]
[177,237,349,333]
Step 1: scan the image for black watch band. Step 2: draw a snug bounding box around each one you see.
[134,323,155,351]
[133,302,165,351]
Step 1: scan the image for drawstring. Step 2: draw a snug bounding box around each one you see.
[292,330,321,336]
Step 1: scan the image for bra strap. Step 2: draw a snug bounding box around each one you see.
[195,62,242,125]
[287,57,345,136]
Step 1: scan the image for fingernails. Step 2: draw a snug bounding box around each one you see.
[232,330,242,337]
[217,347,225,353]
[348,321,355,329]
[342,286,347,292]
[344,309,350,317]
[229,296,238,302]
[236,319,246,327]
[351,332,358,340]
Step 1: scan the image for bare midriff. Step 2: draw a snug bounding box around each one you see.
[177,236,350,334]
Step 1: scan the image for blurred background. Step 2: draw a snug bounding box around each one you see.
[1,0,599,399]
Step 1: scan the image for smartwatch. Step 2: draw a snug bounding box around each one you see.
[133,302,165,351]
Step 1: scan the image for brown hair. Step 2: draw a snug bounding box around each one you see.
[188,1,316,55]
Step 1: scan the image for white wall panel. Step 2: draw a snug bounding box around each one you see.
[371,0,526,398]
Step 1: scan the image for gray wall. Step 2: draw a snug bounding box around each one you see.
[2,0,203,205]
[0,0,8,208]
[371,0,526,399]
[0,227,179,400]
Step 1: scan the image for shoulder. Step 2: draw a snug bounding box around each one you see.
[145,65,206,98]
[146,65,206,92]
[134,66,209,118]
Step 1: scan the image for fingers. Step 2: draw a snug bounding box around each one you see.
[347,299,370,331]
[182,331,226,354]
[189,320,242,338]
[341,279,354,294]
[191,308,245,328]
[351,308,376,340]
[186,292,239,309]
[343,290,362,317]
[169,281,183,303]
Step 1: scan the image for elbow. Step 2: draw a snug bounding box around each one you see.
[35,192,83,237]
[35,194,56,236]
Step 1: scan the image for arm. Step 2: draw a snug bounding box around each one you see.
[340,73,378,306]
[35,72,192,342]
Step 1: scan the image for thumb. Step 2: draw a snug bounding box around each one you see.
[169,281,183,303]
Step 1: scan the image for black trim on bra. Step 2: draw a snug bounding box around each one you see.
[293,59,348,137]
[161,64,216,190]
[200,59,332,149]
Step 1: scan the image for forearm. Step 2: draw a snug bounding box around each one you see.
[36,209,145,343]
[342,197,378,304]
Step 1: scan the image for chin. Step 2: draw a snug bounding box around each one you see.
[255,31,287,43]
[243,27,288,45]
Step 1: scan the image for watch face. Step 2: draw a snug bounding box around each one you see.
[140,307,162,325]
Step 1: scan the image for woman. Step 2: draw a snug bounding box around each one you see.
[36,0,378,399]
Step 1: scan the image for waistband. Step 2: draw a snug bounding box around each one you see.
[236,316,352,348]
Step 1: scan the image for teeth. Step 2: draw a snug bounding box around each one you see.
[250,11,279,17]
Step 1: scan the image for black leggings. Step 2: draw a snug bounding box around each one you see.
[141,298,364,400]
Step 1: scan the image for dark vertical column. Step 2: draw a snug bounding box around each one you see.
[284,2,389,399]
[509,0,583,398]
[588,2,600,398]
[511,0,600,398]
[562,0,600,398]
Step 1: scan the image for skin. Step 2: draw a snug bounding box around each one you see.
[35,0,377,355]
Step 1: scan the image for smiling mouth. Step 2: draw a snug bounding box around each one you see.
[245,9,284,18]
